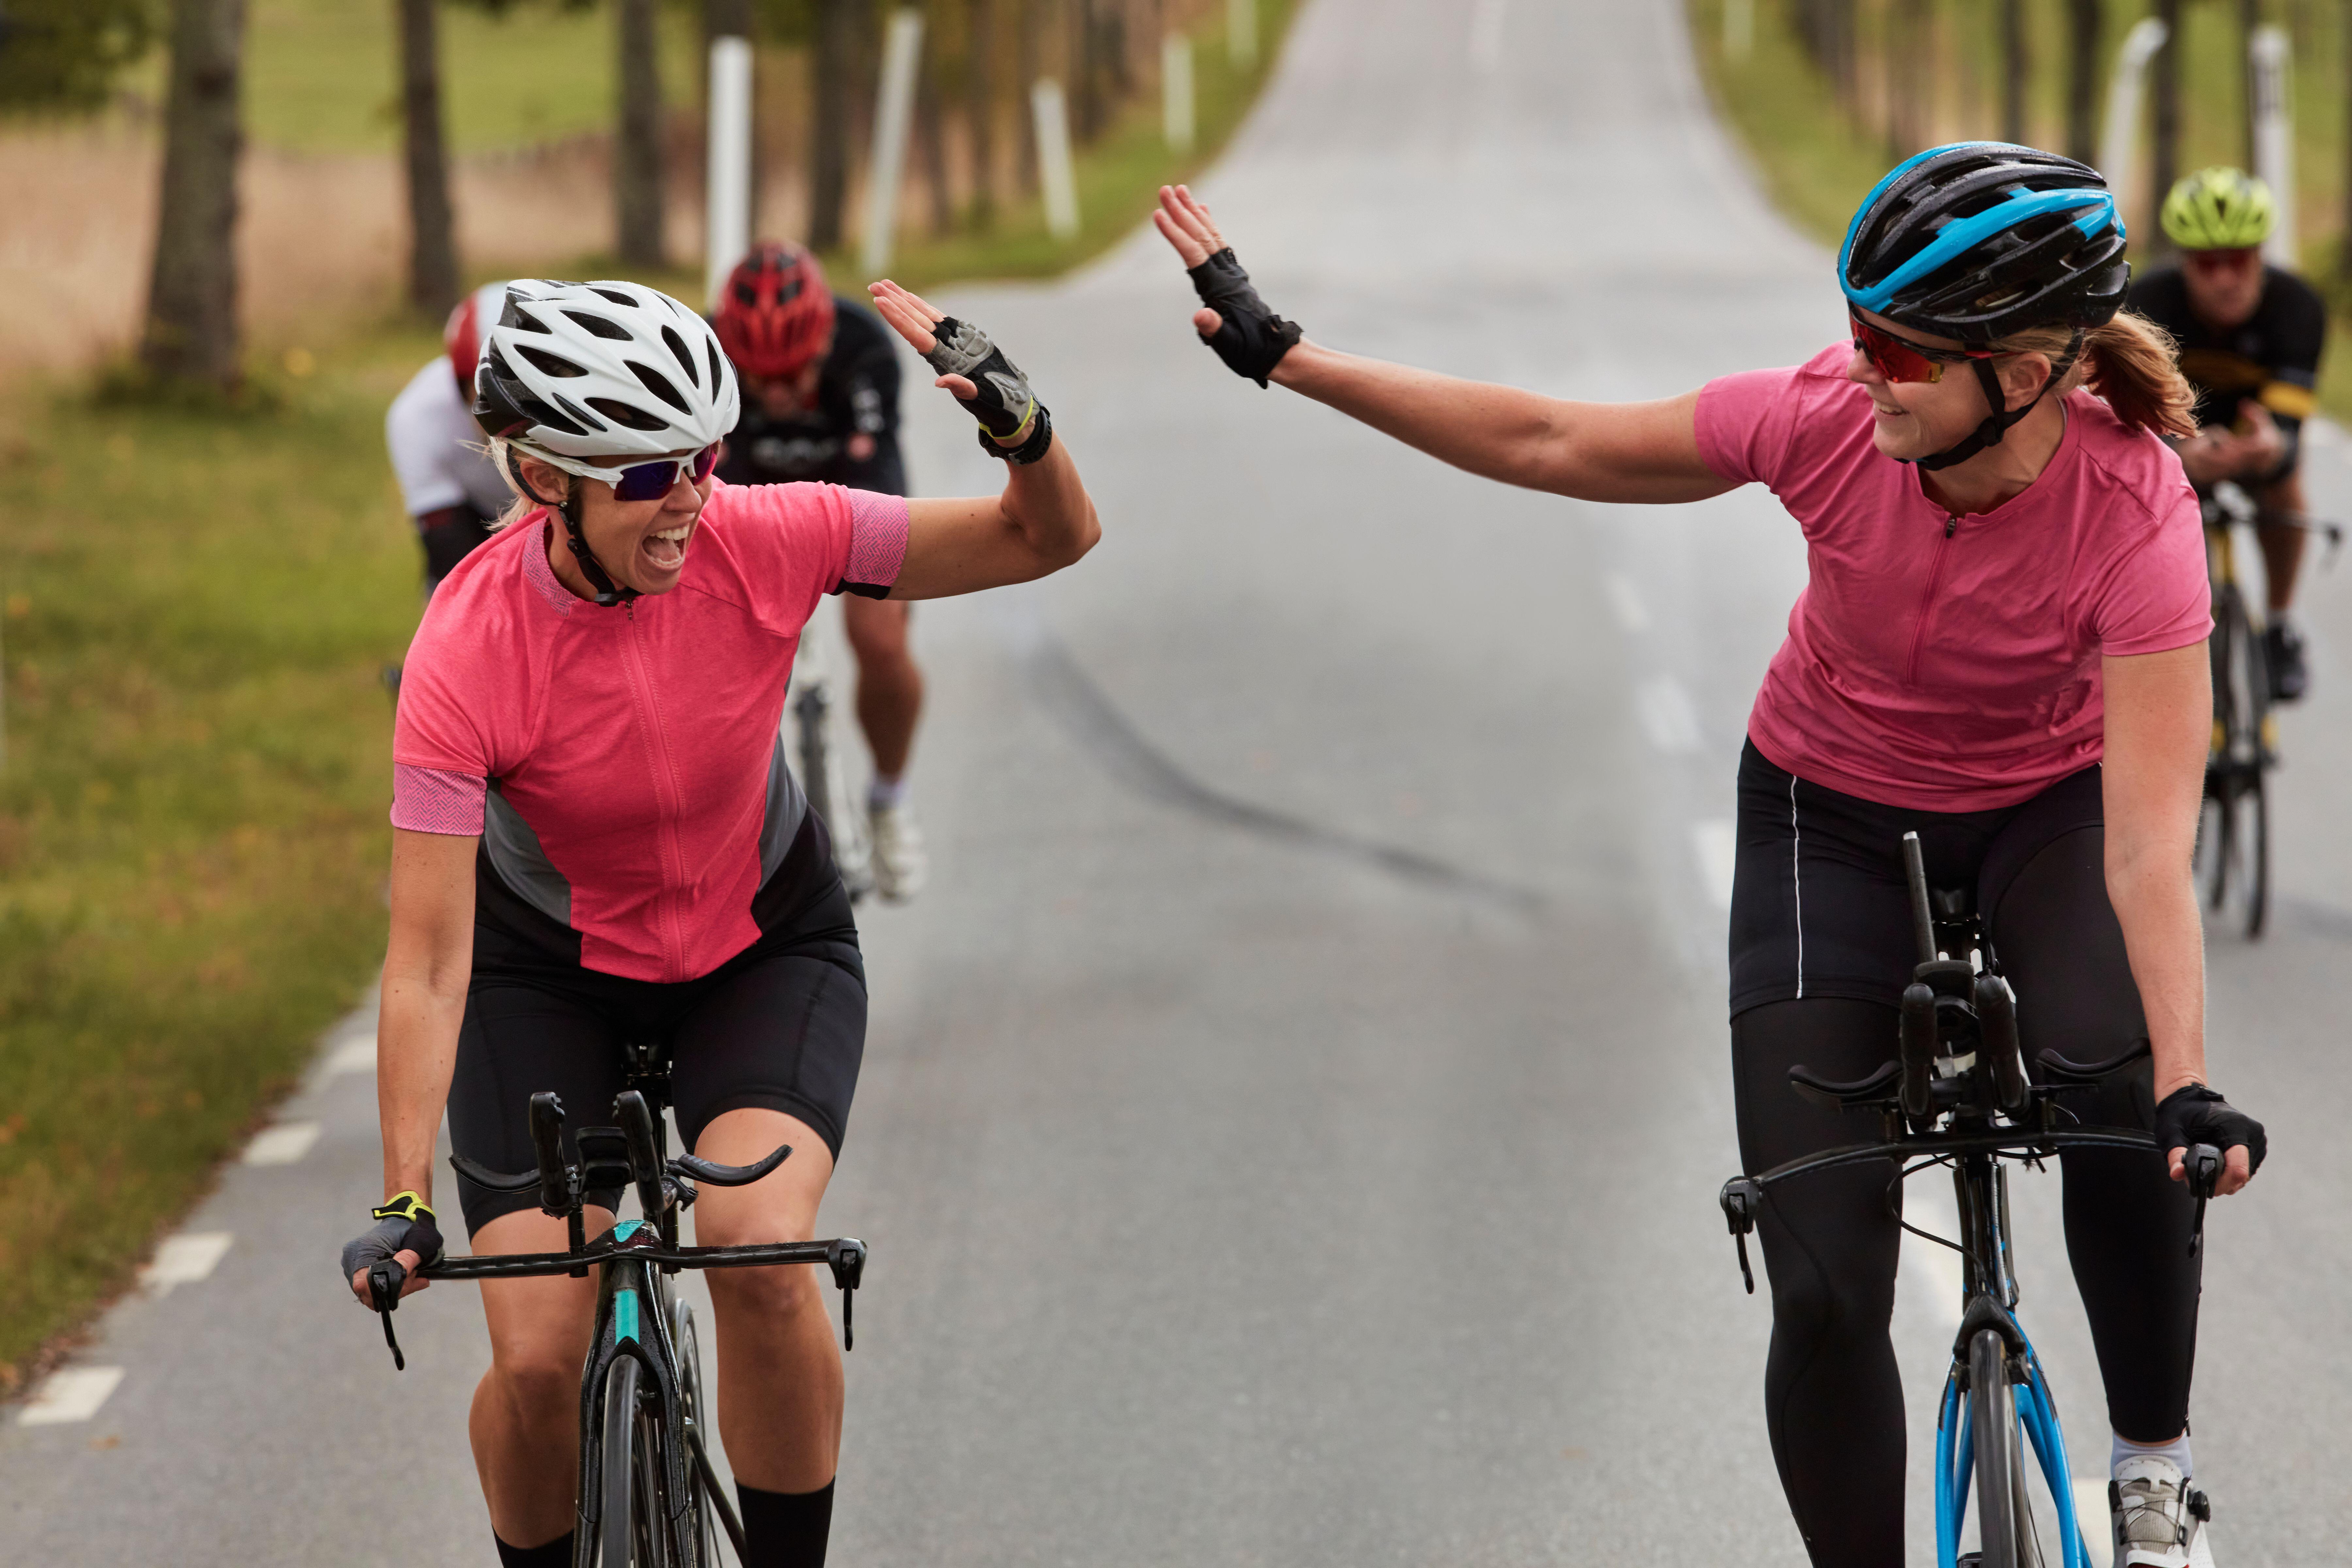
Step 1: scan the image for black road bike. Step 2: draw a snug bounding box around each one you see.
[1720,834,2222,1568]
[364,1041,868,1568]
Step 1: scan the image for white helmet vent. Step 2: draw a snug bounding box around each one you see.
[472,279,741,459]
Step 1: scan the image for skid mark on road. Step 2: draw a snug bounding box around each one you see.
[1010,616,1546,913]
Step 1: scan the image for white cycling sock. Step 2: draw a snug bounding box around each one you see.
[868,774,908,810]
[2112,1430,2193,1478]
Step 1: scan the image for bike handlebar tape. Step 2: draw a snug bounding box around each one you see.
[1186,247,1303,387]
[2153,1085,2268,1175]
[924,317,1054,465]
[341,1192,447,1285]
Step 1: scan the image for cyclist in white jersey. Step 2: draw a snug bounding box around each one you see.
[385,281,513,595]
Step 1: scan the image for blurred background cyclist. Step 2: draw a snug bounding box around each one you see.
[714,242,930,901]
[385,281,513,598]
[2128,168,2328,701]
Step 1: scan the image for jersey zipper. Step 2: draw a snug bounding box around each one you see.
[1901,513,1961,687]
[616,607,693,980]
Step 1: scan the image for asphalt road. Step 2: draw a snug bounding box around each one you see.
[10,1,2352,1562]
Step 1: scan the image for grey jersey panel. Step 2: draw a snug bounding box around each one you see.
[483,784,574,928]
[761,717,809,883]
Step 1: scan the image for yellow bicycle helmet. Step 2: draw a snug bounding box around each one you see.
[2160,167,2276,250]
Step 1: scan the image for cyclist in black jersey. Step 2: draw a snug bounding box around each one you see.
[2128,168,2328,700]
[715,243,930,899]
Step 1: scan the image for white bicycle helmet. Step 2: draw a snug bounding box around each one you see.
[471,279,740,460]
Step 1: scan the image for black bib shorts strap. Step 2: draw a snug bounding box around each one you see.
[447,829,866,1239]
[1724,739,2200,1568]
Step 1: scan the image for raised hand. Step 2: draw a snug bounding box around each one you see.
[1154,184,1232,337]
[869,279,978,401]
[868,280,1055,464]
[1151,184,1302,388]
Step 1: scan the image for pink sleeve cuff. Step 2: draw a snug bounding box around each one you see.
[391,764,487,835]
[837,489,909,598]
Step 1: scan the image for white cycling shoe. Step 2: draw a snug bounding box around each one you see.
[2112,1455,2214,1568]
[868,799,929,903]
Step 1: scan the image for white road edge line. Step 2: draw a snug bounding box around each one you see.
[1690,819,1736,911]
[243,1122,321,1166]
[1603,571,1650,633]
[139,1231,234,1296]
[323,1036,377,1076]
[18,1366,125,1426]
[1636,676,1703,755]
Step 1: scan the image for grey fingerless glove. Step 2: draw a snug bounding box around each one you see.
[340,1191,445,1284]
[924,316,1054,465]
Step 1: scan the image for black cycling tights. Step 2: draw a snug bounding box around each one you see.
[1731,825,2202,1567]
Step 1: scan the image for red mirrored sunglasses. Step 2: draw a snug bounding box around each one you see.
[1849,310,1998,385]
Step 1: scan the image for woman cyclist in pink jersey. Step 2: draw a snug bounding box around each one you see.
[1155,144,2265,1567]
[340,276,1095,1568]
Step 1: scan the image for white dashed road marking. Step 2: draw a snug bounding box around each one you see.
[138,1232,234,1297]
[1603,571,1650,633]
[242,1122,321,1166]
[18,1367,125,1426]
[1636,677,1702,755]
[323,1036,377,1076]
[1690,818,1736,911]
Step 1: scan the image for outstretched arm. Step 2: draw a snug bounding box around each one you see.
[867,280,1102,599]
[1153,185,1734,505]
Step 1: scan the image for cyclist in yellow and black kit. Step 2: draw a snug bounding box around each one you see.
[2128,167,2328,700]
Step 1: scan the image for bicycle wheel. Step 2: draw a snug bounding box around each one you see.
[2198,586,2271,938]
[1968,1328,2042,1568]
[598,1355,676,1568]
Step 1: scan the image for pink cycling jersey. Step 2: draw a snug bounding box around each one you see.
[1696,343,2212,812]
[391,478,908,982]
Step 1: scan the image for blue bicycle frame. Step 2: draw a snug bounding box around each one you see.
[1935,1316,2093,1568]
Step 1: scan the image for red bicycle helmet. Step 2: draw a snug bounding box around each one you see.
[713,242,836,379]
[443,281,509,397]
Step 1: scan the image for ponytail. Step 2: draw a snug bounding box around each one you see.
[1997,311,2198,441]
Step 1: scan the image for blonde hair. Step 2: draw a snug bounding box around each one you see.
[487,437,561,530]
[1996,310,2198,440]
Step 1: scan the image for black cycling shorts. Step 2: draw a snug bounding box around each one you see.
[1727,740,2108,1017]
[447,876,866,1237]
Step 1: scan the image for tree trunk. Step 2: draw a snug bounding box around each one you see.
[809,0,853,251]
[1888,0,1932,156]
[916,15,954,235]
[2342,0,2352,283]
[2150,0,2181,254]
[397,0,460,317]
[1016,0,1040,192]
[615,0,665,266]
[2240,0,2261,168]
[968,0,999,226]
[2065,0,2102,164]
[1999,0,2027,143]
[142,0,245,390]
[1070,0,1102,142]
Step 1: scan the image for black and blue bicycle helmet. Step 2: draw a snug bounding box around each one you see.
[1840,143,2130,468]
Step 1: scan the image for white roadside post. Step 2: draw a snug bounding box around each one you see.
[2250,24,2296,267]
[861,8,926,277]
[1163,32,1195,154]
[1724,0,1754,64]
[703,33,755,308]
[1032,79,1081,240]
[1228,0,1257,70]
[2096,18,2170,220]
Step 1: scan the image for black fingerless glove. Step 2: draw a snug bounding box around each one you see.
[924,316,1054,465]
[1186,247,1302,387]
[340,1191,446,1285]
[2153,1084,2268,1174]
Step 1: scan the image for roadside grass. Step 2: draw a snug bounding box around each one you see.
[0,333,432,1380]
[1686,0,2352,419]
[0,0,1297,1386]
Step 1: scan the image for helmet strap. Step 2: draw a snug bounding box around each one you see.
[1912,332,2082,473]
[513,451,637,609]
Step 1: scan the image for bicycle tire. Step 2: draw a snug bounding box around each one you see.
[599,1355,676,1568]
[1968,1328,2041,1568]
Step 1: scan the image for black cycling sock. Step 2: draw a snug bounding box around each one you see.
[493,1531,574,1568]
[738,1478,835,1568]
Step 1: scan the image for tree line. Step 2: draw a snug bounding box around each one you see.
[0,0,1210,395]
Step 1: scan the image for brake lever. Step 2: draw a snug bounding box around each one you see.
[826,1238,868,1349]
[2185,1143,2223,1257]
[367,1261,409,1372]
[1719,1179,1762,1294]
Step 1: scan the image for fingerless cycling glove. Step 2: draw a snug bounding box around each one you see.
[340,1191,446,1284]
[924,317,1054,465]
[2153,1084,2268,1173]
[1186,247,1303,386]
